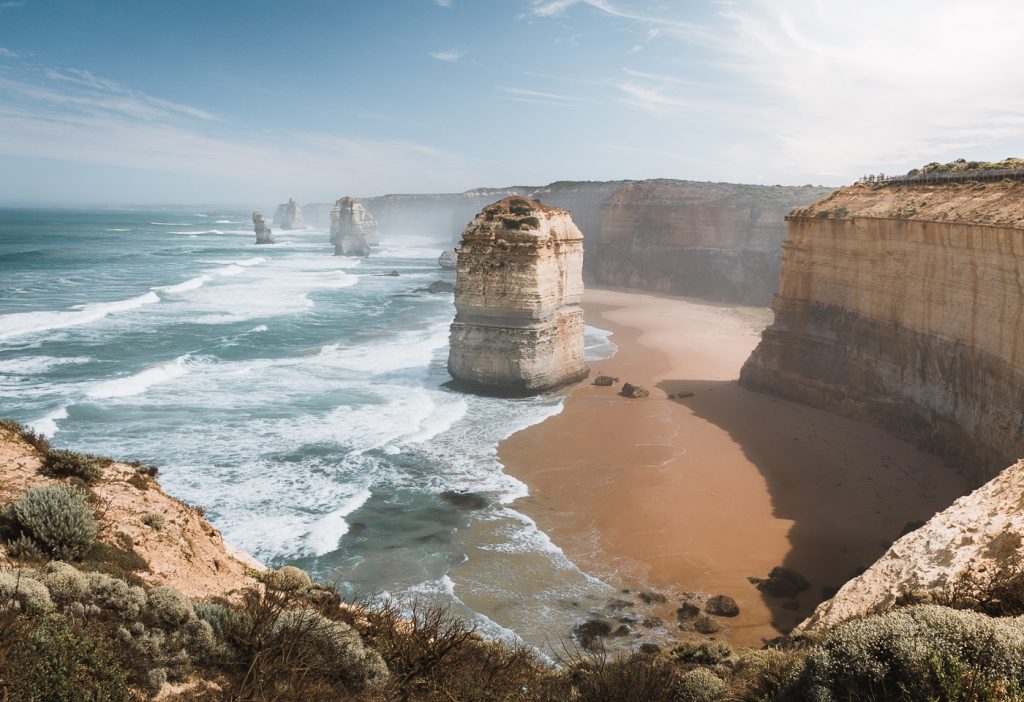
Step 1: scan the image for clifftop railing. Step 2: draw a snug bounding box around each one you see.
[859,168,1024,186]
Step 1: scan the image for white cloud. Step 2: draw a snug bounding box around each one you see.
[0,1,25,13]
[0,48,19,58]
[429,48,466,62]
[0,60,484,200]
[434,0,453,6]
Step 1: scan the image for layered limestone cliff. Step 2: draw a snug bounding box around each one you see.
[799,459,1024,632]
[448,198,588,395]
[272,198,305,230]
[314,180,830,304]
[741,180,1024,480]
[252,211,273,245]
[330,196,377,256]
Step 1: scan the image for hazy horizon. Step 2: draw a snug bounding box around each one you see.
[1,0,1022,205]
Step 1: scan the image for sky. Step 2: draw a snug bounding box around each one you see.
[0,0,1022,205]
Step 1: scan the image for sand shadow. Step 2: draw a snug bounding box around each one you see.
[655,377,969,635]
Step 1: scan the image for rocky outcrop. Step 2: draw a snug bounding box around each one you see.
[741,180,1024,481]
[272,198,305,230]
[330,197,377,257]
[447,197,588,395]
[252,212,273,245]
[438,249,458,269]
[0,427,260,599]
[800,460,1024,632]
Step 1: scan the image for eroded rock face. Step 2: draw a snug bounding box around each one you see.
[330,197,378,257]
[447,197,589,395]
[799,460,1024,632]
[252,212,274,245]
[741,181,1024,481]
[273,198,305,230]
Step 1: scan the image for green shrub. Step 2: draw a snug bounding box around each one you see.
[793,605,1024,701]
[140,512,165,530]
[568,651,679,701]
[0,570,53,615]
[2,614,130,702]
[10,485,98,561]
[676,667,727,701]
[41,449,103,484]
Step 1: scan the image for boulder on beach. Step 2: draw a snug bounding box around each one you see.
[693,614,721,634]
[748,567,810,599]
[593,375,619,387]
[573,619,613,651]
[620,383,650,398]
[705,595,740,617]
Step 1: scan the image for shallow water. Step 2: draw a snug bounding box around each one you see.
[0,208,622,648]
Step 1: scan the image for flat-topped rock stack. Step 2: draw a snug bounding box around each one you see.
[447,197,588,395]
[252,212,273,245]
[330,196,378,257]
[273,198,305,230]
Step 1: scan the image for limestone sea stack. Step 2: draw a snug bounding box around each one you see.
[438,248,458,269]
[252,212,274,244]
[447,197,589,395]
[273,198,305,230]
[330,197,377,257]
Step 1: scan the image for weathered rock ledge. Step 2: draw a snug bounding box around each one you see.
[448,197,589,395]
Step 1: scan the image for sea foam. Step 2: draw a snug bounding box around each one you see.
[0,291,161,341]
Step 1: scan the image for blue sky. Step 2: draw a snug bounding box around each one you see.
[1,0,1022,204]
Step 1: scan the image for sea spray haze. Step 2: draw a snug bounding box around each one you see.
[0,208,618,646]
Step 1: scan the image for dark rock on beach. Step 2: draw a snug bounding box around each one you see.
[748,567,810,599]
[440,490,488,510]
[593,375,619,387]
[573,619,613,651]
[620,383,650,398]
[705,595,740,617]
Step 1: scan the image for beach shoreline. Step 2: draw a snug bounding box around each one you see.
[498,287,970,646]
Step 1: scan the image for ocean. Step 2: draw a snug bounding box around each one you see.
[0,208,620,649]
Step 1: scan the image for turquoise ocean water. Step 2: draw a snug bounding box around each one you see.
[0,208,619,647]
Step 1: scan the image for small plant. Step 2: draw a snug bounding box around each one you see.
[8,485,98,561]
[141,512,166,530]
[41,449,103,484]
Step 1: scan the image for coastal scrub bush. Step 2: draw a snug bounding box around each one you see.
[41,448,103,484]
[0,570,53,615]
[932,551,1024,617]
[9,485,98,561]
[0,418,50,454]
[566,651,680,701]
[676,666,727,701]
[1,614,130,702]
[140,511,166,530]
[791,605,1024,701]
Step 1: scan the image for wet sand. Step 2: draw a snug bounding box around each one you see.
[499,287,971,646]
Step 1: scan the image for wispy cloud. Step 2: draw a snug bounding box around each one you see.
[497,86,604,107]
[429,48,466,62]
[0,58,483,199]
[0,48,19,58]
[0,1,25,13]
[529,0,703,38]
[434,0,453,6]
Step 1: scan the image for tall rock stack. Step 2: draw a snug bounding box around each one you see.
[273,198,305,230]
[252,212,274,245]
[447,197,589,395]
[740,178,1024,481]
[330,197,376,257]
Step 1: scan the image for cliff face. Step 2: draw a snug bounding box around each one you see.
[741,181,1024,481]
[273,198,305,230]
[252,211,273,245]
[588,181,833,304]
[312,180,829,304]
[799,459,1024,632]
[330,197,377,256]
[448,197,588,395]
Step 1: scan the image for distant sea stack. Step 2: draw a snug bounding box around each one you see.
[438,249,458,269]
[740,171,1024,481]
[330,196,377,257]
[447,197,588,395]
[273,198,305,230]
[252,212,274,245]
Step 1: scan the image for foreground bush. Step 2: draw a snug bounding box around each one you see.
[7,485,98,561]
[41,448,104,484]
[794,605,1024,701]
[0,418,50,454]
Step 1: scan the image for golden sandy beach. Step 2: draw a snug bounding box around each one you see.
[499,287,971,646]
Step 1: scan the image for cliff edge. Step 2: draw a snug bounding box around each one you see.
[741,179,1024,481]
